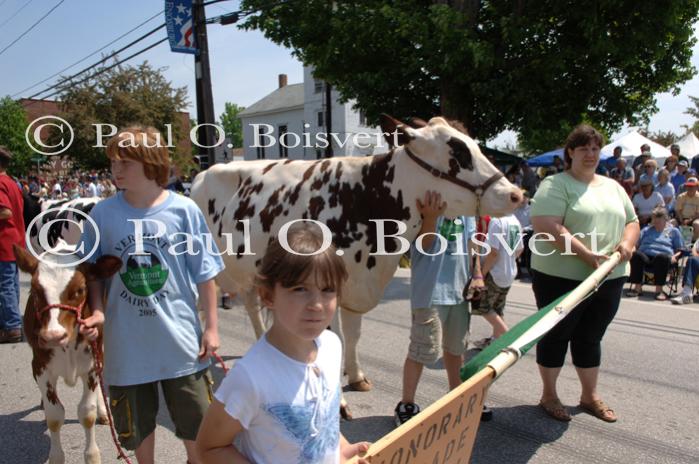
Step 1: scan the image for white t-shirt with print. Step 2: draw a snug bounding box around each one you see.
[486,215,523,288]
[632,191,665,217]
[215,330,342,464]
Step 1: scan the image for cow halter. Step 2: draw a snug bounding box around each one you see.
[403,146,504,216]
[36,300,87,324]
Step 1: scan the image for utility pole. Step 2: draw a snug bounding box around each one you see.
[324,82,334,158]
[192,0,216,168]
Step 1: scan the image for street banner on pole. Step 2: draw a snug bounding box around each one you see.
[165,1,197,54]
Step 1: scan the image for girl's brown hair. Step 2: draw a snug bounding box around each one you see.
[563,124,605,167]
[106,125,170,187]
[255,223,348,297]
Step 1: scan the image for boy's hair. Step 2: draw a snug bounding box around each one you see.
[106,125,170,187]
[0,145,11,169]
[563,124,605,167]
[255,223,348,297]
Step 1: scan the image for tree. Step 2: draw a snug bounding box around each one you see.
[0,96,33,176]
[219,102,245,149]
[51,60,189,171]
[639,128,679,147]
[241,0,699,151]
[686,95,699,135]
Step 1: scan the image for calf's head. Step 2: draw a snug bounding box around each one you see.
[381,115,522,217]
[14,244,121,348]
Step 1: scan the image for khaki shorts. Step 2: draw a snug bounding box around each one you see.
[109,369,214,450]
[471,274,511,317]
[408,303,470,365]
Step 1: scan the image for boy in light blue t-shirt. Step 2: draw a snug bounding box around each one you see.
[79,125,224,463]
[395,190,478,426]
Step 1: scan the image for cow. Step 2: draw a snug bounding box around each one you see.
[26,198,101,254]
[14,243,122,464]
[191,115,522,391]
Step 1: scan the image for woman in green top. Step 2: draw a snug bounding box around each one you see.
[530,125,639,423]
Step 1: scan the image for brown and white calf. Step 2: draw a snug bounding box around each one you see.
[14,243,121,464]
[191,115,522,390]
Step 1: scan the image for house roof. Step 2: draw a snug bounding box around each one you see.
[239,83,304,118]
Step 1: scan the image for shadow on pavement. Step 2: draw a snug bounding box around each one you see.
[0,405,50,463]
[341,415,395,444]
[471,404,569,463]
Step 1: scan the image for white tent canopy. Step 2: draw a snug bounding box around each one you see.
[601,130,671,162]
[668,132,699,159]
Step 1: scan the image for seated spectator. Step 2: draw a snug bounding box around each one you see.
[674,177,699,241]
[520,161,538,196]
[551,155,564,173]
[637,159,658,191]
[671,160,689,193]
[605,145,623,170]
[610,157,635,197]
[655,169,675,212]
[664,155,679,176]
[626,208,684,300]
[632,178,664,226]
[631,145,651,172]
[671,239,699,305]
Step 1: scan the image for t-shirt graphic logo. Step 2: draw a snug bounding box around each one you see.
[439,218,464,242]
[120,252,169,297]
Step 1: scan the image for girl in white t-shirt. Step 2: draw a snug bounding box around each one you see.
[196,224,369,464]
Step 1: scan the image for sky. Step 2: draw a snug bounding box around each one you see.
[1,0,698,151]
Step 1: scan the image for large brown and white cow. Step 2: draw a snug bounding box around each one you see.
[191,115,522,390]
[14,243,121,464]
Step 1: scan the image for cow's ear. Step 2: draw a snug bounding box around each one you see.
[406,117,428,128]
[447,138,473,170]
[14,245,38,274]
[79,255,122,281]
[380,114,416,147]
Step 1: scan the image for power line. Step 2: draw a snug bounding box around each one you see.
[0,0,35,29]
[0,0,64,57]
[25,37,168,105]
[28,22,166,99]
[12,10,162,98]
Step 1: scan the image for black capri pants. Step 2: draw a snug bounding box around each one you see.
[531,270,626,369]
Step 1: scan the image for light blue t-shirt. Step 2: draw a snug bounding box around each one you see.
[79,191,224,385]
[410,216,476,309]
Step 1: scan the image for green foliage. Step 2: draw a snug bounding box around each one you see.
[241,0,699,150]
[686,95,699,135]
[219,102,245,148]
[51,61,189,171]
[639,128,679,147]
[0,96,33,176]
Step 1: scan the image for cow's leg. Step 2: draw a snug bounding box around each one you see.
[95,379,108,425]
[244,289,266,339]
[37,371,65,464]
[78,373,101,464]
[341,308,372,392]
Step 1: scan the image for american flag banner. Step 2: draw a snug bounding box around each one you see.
[165,0,197,54]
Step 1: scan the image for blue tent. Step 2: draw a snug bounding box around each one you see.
[526,147,612,167]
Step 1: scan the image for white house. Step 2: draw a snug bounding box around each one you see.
[239,67,383,160]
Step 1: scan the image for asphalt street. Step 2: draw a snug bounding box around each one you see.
[1,269,698,463]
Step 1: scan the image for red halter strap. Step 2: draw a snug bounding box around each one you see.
[36,301,87,324]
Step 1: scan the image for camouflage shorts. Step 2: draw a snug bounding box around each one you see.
[470,274,510,317]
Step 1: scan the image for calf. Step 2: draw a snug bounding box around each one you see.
[14,243,121,464]
[192,115,522,390]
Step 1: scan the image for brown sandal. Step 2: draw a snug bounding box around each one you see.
[539,398,571,422]
[579,399,617,422]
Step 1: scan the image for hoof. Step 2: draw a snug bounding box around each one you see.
[348,377,372,392]
[340,404,353,420]
[96,415,109,426]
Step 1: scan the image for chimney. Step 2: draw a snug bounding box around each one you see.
[278,74,288,88]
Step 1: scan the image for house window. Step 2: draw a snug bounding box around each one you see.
[316,148,323,159]
[314,78,323,94]
[256,131,266,159]
[278,125,288,158]
[317,111,324,127]
[358,110,367,126]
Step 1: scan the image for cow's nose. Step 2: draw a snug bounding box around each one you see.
[41,330,68,345]
[510,190,523,204]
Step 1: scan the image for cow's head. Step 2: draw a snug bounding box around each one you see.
[380,115,522,217]
[14,244,121,348]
